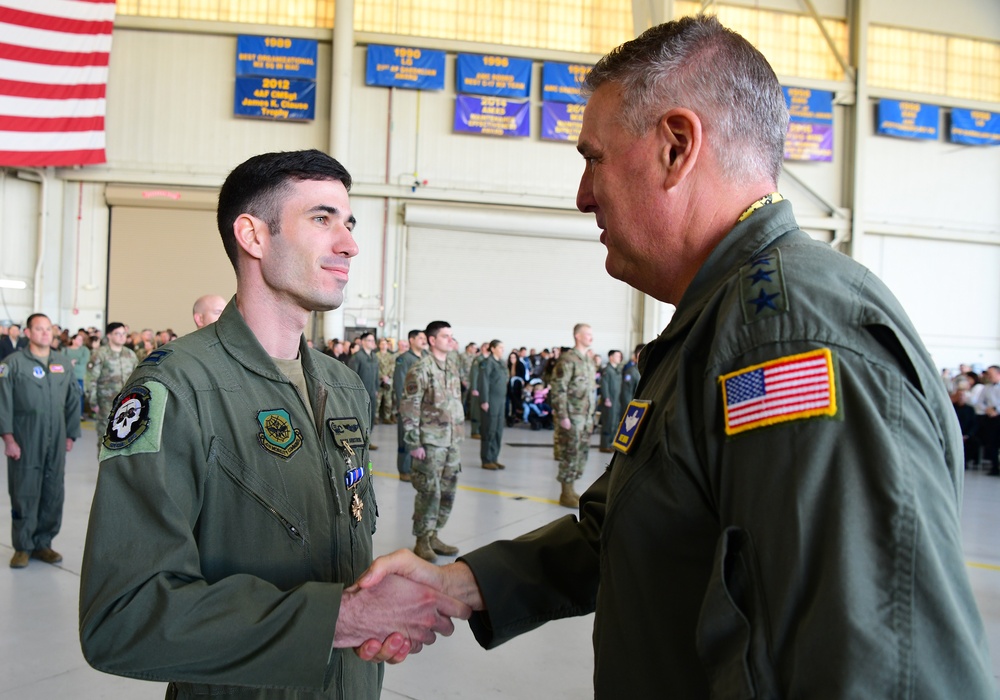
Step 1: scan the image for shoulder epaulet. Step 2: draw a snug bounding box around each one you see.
[738,248,788,324]
[139,348,174,367]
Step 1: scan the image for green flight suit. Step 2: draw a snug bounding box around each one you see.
[467,355,485,436]
[392,350,421,476]
[0,348,81,552]
[460,199,995,698]
[598,362,622,449]
[347,349,378,428]
[79,301,381,700]
[619,359,640,408]
[477,355,506,466]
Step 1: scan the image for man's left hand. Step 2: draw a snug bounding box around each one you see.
[66,438,74,453]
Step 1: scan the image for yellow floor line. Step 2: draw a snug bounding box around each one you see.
[967,561,1000,572]
[374,470,560,505]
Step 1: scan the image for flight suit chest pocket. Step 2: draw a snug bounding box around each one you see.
[203,437,312,587]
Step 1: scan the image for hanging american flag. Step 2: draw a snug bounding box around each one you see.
[0,0,116,167]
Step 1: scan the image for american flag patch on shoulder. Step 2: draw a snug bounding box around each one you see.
[720,348,837,436]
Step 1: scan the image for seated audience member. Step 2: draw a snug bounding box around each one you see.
[952,376,980,467]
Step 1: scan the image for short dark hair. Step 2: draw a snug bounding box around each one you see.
[358,331,374,342]
[407,329,424,341]
[489,339,503,350]
[106,322,125,335]
[217,149,352,272]
[425,321,451,339]
[24,313,48,330]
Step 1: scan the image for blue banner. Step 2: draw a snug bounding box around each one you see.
[236,36,317,80]
[541,101,585,142]
[783,87,834,162]
[234,77,315,121]
[950,109,1000,146]
[454,95,530,137]
[365,44,446,90]
[541,62,591,104]
[877,100,939,140]
[456,54,531,98]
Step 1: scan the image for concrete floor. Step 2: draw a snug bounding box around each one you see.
[1,421,998,698]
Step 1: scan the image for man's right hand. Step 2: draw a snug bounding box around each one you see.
[410,446,426,460]
[559,417,572,430]
[2,435,19,460]
[334,572,471,656]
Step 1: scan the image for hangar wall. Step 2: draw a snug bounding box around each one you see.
[0,0,998,366]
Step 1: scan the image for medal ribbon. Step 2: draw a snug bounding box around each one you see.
[344,466,365,489]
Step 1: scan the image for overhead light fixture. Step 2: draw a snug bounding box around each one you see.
[0,279,27,289]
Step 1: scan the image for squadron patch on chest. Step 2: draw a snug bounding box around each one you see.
[256,409,303,459]
[613,399,652,454]
[33,366,45,379]
[720,348,837,436]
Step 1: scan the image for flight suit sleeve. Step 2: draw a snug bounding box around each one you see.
[79,379,343,690]
[460,469,605,648]
[695,337,993,698]
[64,372,81,440]
[0,360,12,435]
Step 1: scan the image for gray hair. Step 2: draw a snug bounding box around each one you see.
[583,15,788,185]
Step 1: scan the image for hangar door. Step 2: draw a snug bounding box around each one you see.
[106,185,235,336]
[401,203,634,356]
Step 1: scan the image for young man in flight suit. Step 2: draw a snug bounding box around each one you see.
[79,150,469,699]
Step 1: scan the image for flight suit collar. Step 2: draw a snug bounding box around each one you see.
[215,297,312,383]
[639,199,802,376]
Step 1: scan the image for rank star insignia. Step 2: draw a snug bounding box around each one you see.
[257,409,303,459]
[749,287,781,313]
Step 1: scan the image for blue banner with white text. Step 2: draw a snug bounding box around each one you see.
[454,95,530,137]
[541,101,585,142]
[950,109,1000,146]
[783,87,834,161]
[541,62,591,104]
[365,44,446,90]
[234,77,315,121]
[456,54,531,98]
[877,100,939,140]
[236,35,317,80]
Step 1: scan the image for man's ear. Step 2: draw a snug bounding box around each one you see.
[233,214,266,261]
[656,108,702,189]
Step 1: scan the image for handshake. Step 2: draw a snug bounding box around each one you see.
[333,549,484,664]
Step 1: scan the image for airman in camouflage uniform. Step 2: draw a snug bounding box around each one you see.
[393,330,426,480]
[400,321,464,562]
[375,338,395,424]
[86,322,139,452]
[550,323,596,508]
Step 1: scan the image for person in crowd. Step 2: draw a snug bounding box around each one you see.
[393,329,426,481]
[478,340,507,470]
[86,322,140,453]
[347,331,380,450]
[620,343,643,408]
[975,364,1000,475]
[548,323,595,508]
[400,321,464,563]
[505,350,526,426]
[353,17,996,698]
[79,150,469,698]
[192,294,227,329]
[598,349,623,453]
[0,313,80,569]
[376,336,396,424]
[467,341,489,439]
[0,323,29,360]
[64,331,91,414]
[523,378,553,430]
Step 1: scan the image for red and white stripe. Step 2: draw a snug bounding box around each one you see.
[727,355,832,429]
[0,0,115,167]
